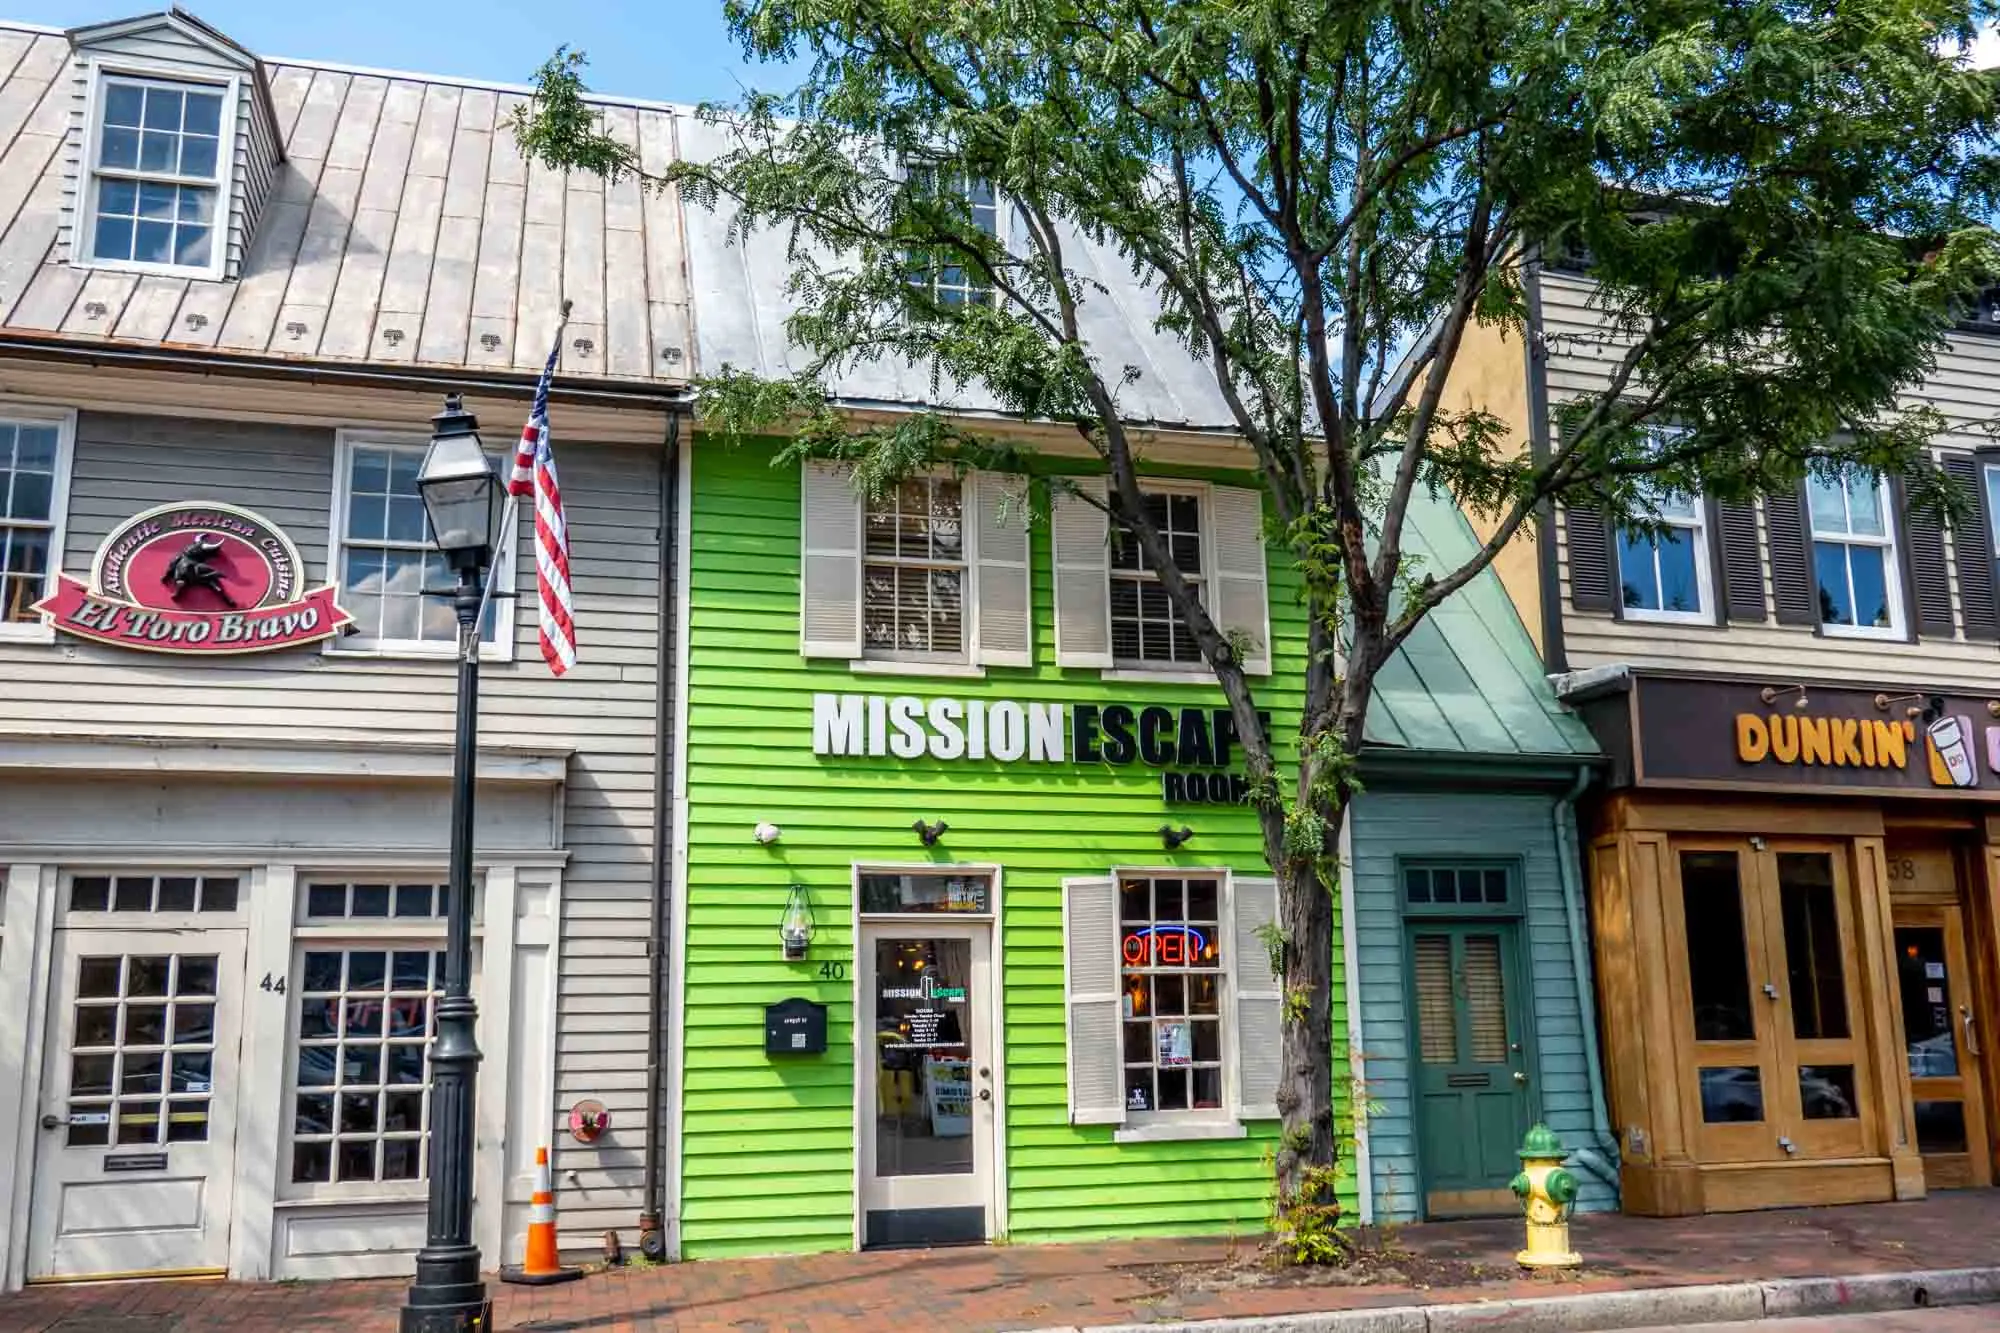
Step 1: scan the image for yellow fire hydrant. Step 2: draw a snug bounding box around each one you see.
[1510,1123,1581,1268]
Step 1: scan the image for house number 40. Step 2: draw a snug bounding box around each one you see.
[260,973,287,994]
[817,961,845,981]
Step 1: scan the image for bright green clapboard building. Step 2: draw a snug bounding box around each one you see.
[666,437,1612,1254]
[667,126,1609,1253]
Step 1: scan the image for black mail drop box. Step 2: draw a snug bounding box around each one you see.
[765,998,828,1055]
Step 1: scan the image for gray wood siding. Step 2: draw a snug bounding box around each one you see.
[1541,268,2000,688]
[1350,789,1613,1221]
[0,408,665,1244]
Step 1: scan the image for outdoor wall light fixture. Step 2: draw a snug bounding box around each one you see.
[753,821,782,845]
[1760,683,1809,709]
[780,884,815,960]
[1874,691,1926,717]
[1160,825,1195,850]
[913,819,949,846]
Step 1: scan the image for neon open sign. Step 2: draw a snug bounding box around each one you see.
[1122,923,1210,967]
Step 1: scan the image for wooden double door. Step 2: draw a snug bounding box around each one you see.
[1667,840,1878,1165]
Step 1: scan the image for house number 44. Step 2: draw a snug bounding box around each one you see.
[260,973,287,994]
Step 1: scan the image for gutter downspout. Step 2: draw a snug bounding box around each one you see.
[1338,809,1372,1223]
[1554,762,1620,1202]
[638,410,683,1259]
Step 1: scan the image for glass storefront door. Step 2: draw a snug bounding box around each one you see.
[1895,906,1992,1189]
[858,921,994,1247]
[1672,841,1871,1165]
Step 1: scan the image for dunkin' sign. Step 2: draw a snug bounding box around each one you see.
[35,502,352,654]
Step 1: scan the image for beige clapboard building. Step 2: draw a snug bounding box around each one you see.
[1455,253,2000,1217]
[0,9,692,1286]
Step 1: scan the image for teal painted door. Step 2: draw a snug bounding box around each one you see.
[1408,923,1531,1218]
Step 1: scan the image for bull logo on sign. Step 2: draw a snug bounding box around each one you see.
[162,534,237,608]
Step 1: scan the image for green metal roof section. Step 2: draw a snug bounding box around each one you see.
[1362,481,1598,761]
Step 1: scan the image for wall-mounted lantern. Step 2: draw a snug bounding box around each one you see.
[780,883,815,960]
[913,819,949,847]
[1160,825,1195,851]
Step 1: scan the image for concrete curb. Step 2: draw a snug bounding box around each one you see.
[1024,1263,2000,1333]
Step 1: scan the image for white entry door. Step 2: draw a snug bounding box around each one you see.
[858,922,996,1247]
[29,927,246,1280]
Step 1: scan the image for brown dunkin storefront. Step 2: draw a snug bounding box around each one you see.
[1566,669,2000,1215]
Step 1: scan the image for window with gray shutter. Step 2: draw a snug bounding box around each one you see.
[1563,504,1612,612]
[1764,483,1819,626]
[1715,501,1768,623]
[1229,875,1282,1120]
[1949,454,1999,641]
[1062,876,1124,1126]
[1901,474,1955,639]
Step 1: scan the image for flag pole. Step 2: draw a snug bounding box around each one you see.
[476,299,572,646]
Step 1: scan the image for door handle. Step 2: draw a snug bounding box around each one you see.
[1763,983,1781,1000]
[39,1114,61,1131]
[1964,1005,1982,1058]
[1512,1071,1528,1086]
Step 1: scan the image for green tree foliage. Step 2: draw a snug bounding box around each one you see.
[517,0,2000,1252]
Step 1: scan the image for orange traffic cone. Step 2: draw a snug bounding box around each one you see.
[502,1147,583,1285]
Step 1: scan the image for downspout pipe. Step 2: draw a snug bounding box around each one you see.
[638,409,684,1260]
[1554,762,1620,1202]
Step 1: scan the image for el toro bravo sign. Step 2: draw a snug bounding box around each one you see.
[35,502,352,654]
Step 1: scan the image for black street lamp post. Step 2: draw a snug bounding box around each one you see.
[402,394,503,1333]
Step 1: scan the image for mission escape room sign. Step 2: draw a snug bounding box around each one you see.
[810,693,1269,804]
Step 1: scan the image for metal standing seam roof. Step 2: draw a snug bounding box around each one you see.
[0,16,693,387]
[1363,476,1599,761]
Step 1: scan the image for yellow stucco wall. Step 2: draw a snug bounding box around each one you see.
[1438,314,1542,656]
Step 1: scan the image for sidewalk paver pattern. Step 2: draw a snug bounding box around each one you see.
[4,1193,1998,1333]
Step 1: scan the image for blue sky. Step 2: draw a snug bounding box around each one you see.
[6,1,795,105]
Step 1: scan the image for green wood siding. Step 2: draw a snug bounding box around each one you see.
[680,441,1350,1256]
[1349,789,1614,1221]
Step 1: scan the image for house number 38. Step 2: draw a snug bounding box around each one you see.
[260,973,287,994]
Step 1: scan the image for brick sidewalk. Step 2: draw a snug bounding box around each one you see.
[6,1194,1999,1333]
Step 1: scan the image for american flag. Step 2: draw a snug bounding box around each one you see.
[510,334,576,676]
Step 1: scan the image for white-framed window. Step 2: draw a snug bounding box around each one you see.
[1614,486,1712,622]
[282,878,460,1197]
[1118,874,1225,1117]
[863,474,967,661]
[1983,461,2000,568]
[80,69,233,278]
[905,169,999,307]
[0,405,74,639]
[1061,870,1279,1137]
[1110,487,1205,668]
[328,434,514,659]
[1808,464,1902,637]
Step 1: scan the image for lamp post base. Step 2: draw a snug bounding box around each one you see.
[400,1246,492,1333]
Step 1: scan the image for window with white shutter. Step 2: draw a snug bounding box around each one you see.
[1209,485,1271,675]
[1062,876,1124,1125]
[862,474,968,660]
[1229,874,1282,1120]
[969,472,1031,667]
[1051,477,1113,668]
[800,462,864,658]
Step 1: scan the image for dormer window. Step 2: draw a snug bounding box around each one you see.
[83,74,228,276]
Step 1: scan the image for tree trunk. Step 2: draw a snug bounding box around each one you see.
[1272,826,1342,1209]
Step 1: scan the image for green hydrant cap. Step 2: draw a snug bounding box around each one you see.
[1518,1122,1567,1160]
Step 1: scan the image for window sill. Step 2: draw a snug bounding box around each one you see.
[0,622,54,645]
[1101,667,1217,686]
[1114,1119,1246,1144]
[1818,623,1907,642]
[66,253,226,284]
[1620,609,1717,627]
[324,641,514,665]
[273,1190,428,1209]
[848,658,987,679]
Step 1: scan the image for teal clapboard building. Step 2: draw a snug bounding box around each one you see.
[1346,483,1615,1223]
